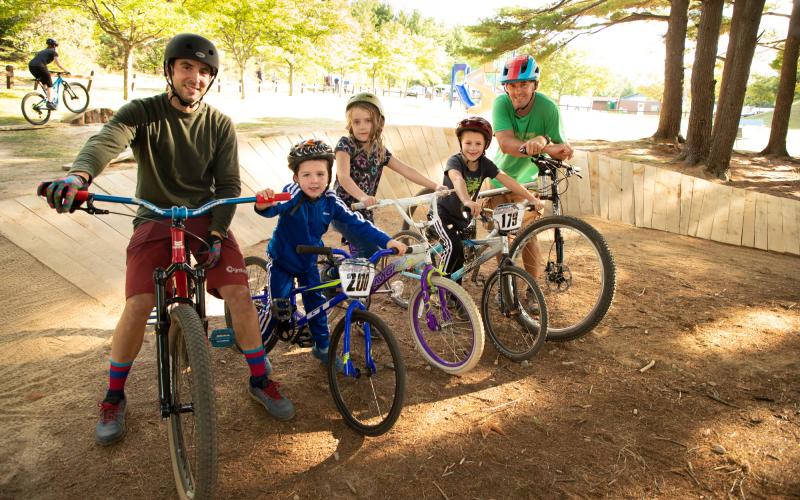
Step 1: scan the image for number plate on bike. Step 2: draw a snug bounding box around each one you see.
[339,258,375,298]
[492,203,524,231]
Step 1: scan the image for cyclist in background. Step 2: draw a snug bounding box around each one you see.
[37,33,295,447]
[28,38,68,110]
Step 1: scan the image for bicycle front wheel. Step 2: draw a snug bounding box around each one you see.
[21,92,50,125]
[509,215,616,342]
[329,309,405,436]
[62,82,89,113]
[481,266,548,361]
[167,304,217,500]
[408,276,484,374]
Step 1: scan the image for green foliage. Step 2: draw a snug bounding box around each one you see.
[745,72,800,108]
[463,0,670,62]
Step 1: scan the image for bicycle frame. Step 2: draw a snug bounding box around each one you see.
[255,246,403,377]
[71,190,286,418]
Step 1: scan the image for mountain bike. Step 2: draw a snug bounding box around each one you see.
[225,244,407,436]
[21,72,90,125]
[40,188,287,500]
[389,193,549,362]
[400,155,616,342]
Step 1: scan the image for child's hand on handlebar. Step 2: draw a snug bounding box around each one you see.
[434,184,448,192]
[386,239,408,255]
[255,188,276,210]
[462,200,481,217]
[359,195,378,207]
[528,193,545,213]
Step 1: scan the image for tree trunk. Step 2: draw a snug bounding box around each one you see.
[239,63,246,100]
[288,63,294,97]
[681,0,724,165]
[123,44,133,100]
[706,0,767,180]
[760,0,800,158]
[652,0,690,141]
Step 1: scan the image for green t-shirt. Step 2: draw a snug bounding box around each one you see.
[491,92,566,187]
[70,93,240,236]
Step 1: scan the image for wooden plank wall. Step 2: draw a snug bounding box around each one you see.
[2,126,798,306]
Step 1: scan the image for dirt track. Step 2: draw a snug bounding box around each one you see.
[1,208,798,498]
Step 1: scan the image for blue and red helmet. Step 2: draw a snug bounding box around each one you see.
[499,55,540,84]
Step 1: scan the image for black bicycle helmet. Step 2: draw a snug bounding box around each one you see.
[163,33,219,76]
[46,38,58,47]
[287,139,335,174]
[162,33,219,108]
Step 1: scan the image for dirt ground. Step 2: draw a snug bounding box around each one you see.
[0,134,799,499]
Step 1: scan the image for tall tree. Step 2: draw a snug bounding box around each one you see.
[761,0,800,158]
[205,0,279,100]
[680,0,725,165]
[706,0,767,179]
[67,0,180,99]
[652,0,689,142]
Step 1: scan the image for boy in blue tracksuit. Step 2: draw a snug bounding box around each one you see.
[255,138,406,364]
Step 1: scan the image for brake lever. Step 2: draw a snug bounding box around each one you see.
[76,198,109,215]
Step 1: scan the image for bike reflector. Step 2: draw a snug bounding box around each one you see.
[492,203,523,231]
[339,258,375,298]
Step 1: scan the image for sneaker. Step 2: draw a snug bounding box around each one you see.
[524,289,541,317]
[249,380,295,421]
[45,101,57,110]
[312,344,344,372]
[95,398,127,445]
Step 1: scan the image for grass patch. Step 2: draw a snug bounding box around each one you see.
[0,93,33,125]
[752,100,800,129]
[0,126,102,162]
[235,116,344,135]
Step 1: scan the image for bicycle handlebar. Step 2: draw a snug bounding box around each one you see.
[295,243,424,262]
[350,189,453,211]
[70,190,290,219]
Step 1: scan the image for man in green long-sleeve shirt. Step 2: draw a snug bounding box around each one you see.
[38,34,295,448]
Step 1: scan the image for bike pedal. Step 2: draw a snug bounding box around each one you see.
[209,328,235,348]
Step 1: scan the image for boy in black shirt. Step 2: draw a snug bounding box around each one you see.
[434,117,543,281]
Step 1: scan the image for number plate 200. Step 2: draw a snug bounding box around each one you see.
[339,258,376,298]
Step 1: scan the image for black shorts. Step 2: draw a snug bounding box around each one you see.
[28,64,52,87]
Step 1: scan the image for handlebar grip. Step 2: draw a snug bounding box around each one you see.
[74,190,90,202]
[256,192,291,204]
[296,245,332,255]
[351,202,365,210]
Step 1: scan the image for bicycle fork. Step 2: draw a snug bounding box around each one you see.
[341,301,374,378]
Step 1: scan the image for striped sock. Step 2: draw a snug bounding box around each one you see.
[243,345,268,380]
[106,359,132,402]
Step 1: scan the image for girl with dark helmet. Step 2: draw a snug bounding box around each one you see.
[433,116,543,282]
[28,38,68,109]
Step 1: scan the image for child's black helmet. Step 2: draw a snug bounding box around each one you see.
[287,139,335,173]
[46,38,58,47]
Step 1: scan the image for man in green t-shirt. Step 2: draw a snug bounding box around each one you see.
[488,54,574,278]
[37,34,295,447]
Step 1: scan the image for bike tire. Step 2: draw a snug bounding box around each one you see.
[509,215,616,342]
[407,275,484,374]
[224,256,279,353]
[62,82,89,113]
[328,309,405,436]
[21,92,50,125]
[400,187,435,232]
[166,304,217,500]
[481,265,548,361]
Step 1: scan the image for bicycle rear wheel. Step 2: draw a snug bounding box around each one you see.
[224,256,279,352]
[481,265,548,361]
[328,309,405,436]
[166,304,217,500]
[509,215,616,342]
[407,276,484,374]
[62,82,89,113]
[21,92,50,125]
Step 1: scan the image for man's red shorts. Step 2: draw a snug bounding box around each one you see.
[125,216,249,298]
